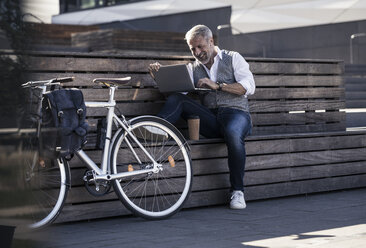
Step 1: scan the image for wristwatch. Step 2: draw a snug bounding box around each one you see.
[216,81,223,91]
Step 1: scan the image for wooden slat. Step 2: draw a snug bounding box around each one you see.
[72,29,187,52]
[85,102,164,117]
[251,88,344,100]
[254,75,343,87]
[83,112,346,134]
[248,147,366,170]
[252,122,346,135]
[82,100,345,117]
[27,72,343,89]
[25,56,190,72]
[249,99,345,112]
[188,133,366,158]
[251,112,345,125]
[26,23,99,46]
[25,55,343,75]
[82,88,164,102]
[248,134,366,155]
[77,87,348,103]
[26,72,155,87]
[250,61,344,75]
[83,88,345,102]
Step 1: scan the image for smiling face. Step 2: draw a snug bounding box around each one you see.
[188,35,215,66]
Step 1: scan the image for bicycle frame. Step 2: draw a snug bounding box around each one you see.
[22,77,192,224]
[75,86,160,181]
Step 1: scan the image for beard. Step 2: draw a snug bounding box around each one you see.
[195,52,210,65]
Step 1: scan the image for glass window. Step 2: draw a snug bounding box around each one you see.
[60,0,152,13]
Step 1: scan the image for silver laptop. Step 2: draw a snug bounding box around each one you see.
[152,64,211,93]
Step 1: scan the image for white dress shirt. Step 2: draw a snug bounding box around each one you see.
[187,47,256,97]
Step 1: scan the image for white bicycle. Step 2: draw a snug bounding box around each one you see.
[21,77,192,229]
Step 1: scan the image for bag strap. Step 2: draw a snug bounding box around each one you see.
[70,89,85,120]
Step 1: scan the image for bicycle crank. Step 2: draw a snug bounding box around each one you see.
[83,170,112,196]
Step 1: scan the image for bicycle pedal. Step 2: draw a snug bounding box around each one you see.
[83,170,94,182]
[39,158,46,168]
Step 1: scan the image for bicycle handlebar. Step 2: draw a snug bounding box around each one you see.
[54,77,74,83]
[22,77,74,88]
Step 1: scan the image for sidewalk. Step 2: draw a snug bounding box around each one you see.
[14,188,366,248]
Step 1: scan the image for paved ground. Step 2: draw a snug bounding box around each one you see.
[12,188,366,248]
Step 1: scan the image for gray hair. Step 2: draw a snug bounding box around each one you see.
[185,25,213,42]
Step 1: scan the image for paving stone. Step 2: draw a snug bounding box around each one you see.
[12,188,366,248]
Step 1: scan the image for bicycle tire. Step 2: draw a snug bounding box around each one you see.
[22,149,70,229]
[18,83,70,229]
[111,116,192,219]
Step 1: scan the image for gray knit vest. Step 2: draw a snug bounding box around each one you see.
[192,50,250,112]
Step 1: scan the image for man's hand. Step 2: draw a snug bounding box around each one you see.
[198,78,247,95]
[197,78,219,90]
[149,62,161,72]
[148,62,162,79]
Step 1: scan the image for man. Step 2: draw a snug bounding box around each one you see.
[149,24,255,209]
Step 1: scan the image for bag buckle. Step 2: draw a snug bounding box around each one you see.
[58,111,64,117]
[77,108,83,115]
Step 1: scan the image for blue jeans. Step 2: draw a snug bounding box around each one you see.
[157,93,252,191]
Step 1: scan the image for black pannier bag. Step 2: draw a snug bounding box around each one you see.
[41,88,88,158]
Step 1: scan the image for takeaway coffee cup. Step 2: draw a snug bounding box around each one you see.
[187,116,200,140]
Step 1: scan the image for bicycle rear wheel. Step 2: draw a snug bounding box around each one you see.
[22,145,70,229]
[111,116,192,219]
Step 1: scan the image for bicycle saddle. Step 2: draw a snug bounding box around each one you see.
[93,77,131,86]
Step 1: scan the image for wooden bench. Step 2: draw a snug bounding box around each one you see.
[26,23,190,55]
[71,29,189,54]
[26,23,100,46]
[25,51,366,222]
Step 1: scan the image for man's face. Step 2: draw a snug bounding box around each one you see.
[188,35,215,65]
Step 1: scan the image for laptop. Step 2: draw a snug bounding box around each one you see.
[152,64,211,93]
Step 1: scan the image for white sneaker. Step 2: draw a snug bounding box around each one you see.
[230,190,246,209]
[135,126,169,140]
[143,126,168,137]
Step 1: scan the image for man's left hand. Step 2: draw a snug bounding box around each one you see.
[197,78,219,90]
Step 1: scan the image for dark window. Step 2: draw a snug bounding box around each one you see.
[60,0,152,14]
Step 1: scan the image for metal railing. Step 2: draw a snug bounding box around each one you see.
[217,24,266,57]
[350,33,366,64]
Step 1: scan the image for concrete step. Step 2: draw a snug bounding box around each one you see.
[346,111,366,127]
[346,100,366,108]
[345,83,366,91]
[345,64,366,75]
[346,91,366,99]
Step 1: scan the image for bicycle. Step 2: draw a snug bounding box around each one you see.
[21,77,192,229]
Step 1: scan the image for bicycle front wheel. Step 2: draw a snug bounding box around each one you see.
[111,116,192,219]
[22,151,70,229]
